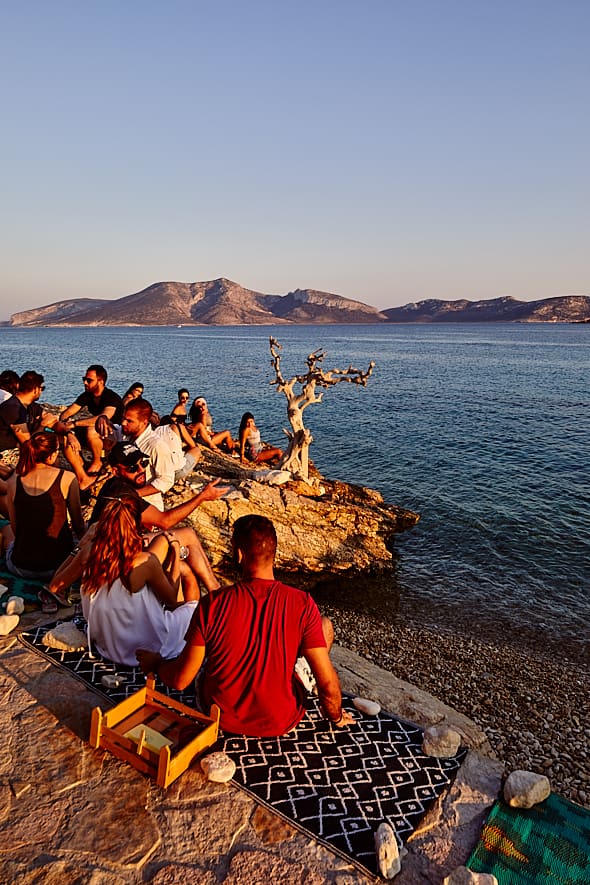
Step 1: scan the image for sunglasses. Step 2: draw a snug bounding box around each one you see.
[123,458,149,473]
[82,376,94,383]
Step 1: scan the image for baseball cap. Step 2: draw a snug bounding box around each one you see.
[107,441,147,469]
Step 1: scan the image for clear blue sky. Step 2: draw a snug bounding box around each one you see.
[1,0,588,320]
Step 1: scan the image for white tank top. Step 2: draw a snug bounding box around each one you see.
[82,577,197,667]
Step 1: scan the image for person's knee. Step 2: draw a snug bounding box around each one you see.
[321,616,334,651]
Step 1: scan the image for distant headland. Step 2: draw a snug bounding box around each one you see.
[7,278,590,326]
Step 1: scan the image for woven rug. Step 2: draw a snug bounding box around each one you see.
[18,616,198,707]
[467,794,590,884]
[20,616,467,878]
[223,698,467,875]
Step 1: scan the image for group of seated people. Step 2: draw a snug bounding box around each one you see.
[0,365,352,737]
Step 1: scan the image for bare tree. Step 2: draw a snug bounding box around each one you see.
[269,337,375,483]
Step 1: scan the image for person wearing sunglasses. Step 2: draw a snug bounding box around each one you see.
[60,365,124,476]
[170,388,190,424]
[0,371,74,464]
[48,441,229,601]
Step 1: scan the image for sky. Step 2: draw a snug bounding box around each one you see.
[1,1,589,320]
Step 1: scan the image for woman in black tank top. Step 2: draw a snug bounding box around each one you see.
[5,431,85,580]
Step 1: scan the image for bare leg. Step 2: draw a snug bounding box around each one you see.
[179,561,200,601]
[0,523,14,554]
[85,426,104,473]
[63,438,98,490]
[168,526,220,593]
[211,430,235,453]
[146,533,201,602]
[254,447,283,464]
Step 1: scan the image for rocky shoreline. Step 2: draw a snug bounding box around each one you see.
[322,602,590,809]
[11,418,588,814]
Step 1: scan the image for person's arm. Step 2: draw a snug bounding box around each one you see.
[140,443,175,497]
[136,641,205,690]
[72,404,117,428]
[140,478,229,530]
[41,412,76,436]
[5,475,17,533]
[239,428,248,463]
[178,422,197,450]
[303,646,355,727]
[64,475,86,538]
[49,524,96,594]
[135,551,180,608]
[60,402,82,422]
[10,422,31,445]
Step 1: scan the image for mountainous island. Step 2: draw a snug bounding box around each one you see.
[8,279,590,326]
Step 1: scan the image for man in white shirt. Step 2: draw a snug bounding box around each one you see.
[120,398,177,510]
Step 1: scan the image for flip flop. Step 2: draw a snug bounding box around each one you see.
[38,588,58,614]
[42,584,71,608]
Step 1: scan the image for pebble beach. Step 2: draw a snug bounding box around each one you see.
[324,603,590,809]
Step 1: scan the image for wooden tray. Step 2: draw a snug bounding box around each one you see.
[89,675,220,788]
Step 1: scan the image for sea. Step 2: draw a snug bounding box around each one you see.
[2,323,588,663]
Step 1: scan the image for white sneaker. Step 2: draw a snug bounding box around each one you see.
[295,656,317,694]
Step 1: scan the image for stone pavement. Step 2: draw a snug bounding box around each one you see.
[0,616,503,885]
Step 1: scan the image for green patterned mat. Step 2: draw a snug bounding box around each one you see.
[467,793,590,883]
[0,559,45,609]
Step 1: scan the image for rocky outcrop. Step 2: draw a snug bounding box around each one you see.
[384,294,590,323]
[164,450,419,584]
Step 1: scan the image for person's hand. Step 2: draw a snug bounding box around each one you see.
[95,415,113,438]
[136,648,162,675]
[333,710,356,728]
[198,478,230,501]
[65,433,81,455]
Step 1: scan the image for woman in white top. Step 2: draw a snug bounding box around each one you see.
[238,412,282,465]
[82,496,198,667]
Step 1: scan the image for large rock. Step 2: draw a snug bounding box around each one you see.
[166,450,419,582]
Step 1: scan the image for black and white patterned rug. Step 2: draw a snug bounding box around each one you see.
[20,617,467,879]
[19,616,198,707]
[224,699,466,876]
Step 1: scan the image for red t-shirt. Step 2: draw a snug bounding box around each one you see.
[185,578,326,736]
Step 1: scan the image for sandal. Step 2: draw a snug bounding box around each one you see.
[38,588,58,614]
[43,585,71,608]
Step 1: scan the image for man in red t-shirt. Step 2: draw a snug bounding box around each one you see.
[137,514,354,736]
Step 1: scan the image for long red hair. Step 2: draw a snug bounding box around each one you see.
[83,497,143,597]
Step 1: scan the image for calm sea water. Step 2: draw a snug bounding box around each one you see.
[2,323,588,660]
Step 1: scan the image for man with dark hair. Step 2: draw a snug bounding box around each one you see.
[0,371,75,455]
[60,365,124,475]
[119,398,180,510]
[48,441,228,599]
[137,515,354,737]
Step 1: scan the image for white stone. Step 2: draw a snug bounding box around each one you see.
[353,696,381,716]
[444,866,498,884]
[101,674,123,688]
[422,725,462,758]
[42,622,88,652]
[374,822,400,879]
[200,751,236,783]
[0,614,19,635]
[6,596,24,615]
[504,770,551,808]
